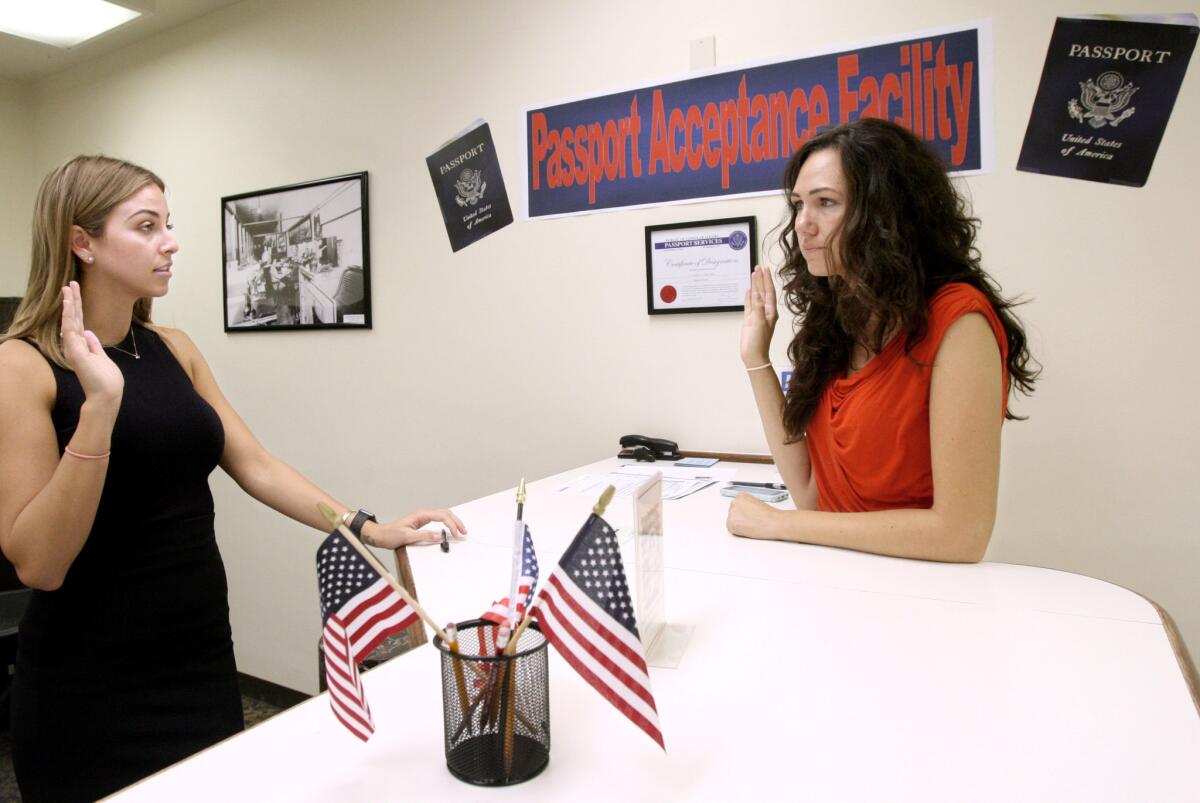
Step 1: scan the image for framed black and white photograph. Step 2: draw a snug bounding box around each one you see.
[222,172,371,331]
[645,216,757,315]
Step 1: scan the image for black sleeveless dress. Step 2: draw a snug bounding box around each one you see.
[12,326,244,802]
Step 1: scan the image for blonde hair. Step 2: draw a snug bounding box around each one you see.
[1,155,164,368]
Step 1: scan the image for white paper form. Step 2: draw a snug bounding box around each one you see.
[554,464,736,500]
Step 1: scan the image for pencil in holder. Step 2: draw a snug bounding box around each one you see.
[433,619,550,786]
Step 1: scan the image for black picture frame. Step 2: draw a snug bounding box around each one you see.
[221,172,371,331]
[644,216,757,315]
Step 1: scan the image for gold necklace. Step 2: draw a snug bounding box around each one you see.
[104,328,140,360]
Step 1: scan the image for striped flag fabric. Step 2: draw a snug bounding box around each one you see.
[477,523,540,628]
[481,524,539,627]
[316,529,419,741]
[531,513,665,750]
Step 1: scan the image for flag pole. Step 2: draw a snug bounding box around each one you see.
[317,502,451,645]
[443,622,473,733]
[504,478,527,627]
[497,478,526,765]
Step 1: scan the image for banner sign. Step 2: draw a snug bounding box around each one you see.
[427,121,514,252]
[524,21,992,219]
[1017,15,1197,187]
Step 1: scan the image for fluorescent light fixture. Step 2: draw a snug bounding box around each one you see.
[0,0,141,48]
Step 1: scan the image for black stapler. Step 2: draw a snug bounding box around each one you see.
[618,435,680,462]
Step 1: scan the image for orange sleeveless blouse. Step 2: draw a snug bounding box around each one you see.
[804,283,1008,513]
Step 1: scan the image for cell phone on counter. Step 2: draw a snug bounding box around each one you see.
[720,485,788,503]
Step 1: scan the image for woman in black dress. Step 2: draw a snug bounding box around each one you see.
[0,155,467,801]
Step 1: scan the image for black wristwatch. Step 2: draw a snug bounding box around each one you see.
[345,508,377,537]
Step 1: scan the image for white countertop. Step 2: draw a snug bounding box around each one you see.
[109,458,1200,802]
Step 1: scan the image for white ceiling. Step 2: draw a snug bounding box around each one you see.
[0,0,244,83]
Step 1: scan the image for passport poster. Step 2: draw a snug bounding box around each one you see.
[1017,16,1198,187]
[524,20,992,219]
[426,121,514,252]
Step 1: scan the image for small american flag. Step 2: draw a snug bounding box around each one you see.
[481,524,539,628]
[317,529,418,741]
[532,514,664,750]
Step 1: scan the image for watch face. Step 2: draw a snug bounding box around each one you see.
[359,509,376,521]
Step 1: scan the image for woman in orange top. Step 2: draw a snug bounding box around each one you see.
[729,119,1038,562]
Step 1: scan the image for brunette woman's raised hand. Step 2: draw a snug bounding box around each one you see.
[740,264,779,367]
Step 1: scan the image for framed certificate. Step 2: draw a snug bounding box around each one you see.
[644,216,756,315]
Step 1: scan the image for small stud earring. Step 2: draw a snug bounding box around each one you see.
[87,256,94,263]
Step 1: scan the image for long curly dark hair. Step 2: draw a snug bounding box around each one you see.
[777,118,1038,440]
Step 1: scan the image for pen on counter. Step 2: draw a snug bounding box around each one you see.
[728,481,787,490]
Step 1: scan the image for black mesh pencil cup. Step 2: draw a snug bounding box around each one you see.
[433,619,550,785]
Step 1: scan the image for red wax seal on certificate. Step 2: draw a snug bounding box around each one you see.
[659,285,677,303]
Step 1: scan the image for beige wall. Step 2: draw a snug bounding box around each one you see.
[0,76,32,295]
[3,0,1195,693]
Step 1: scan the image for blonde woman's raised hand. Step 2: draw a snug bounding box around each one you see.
[60,282,124,408]
[740,265,779,367]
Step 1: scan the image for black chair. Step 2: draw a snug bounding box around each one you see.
[0,297,19,333]
[0,557,31,730]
